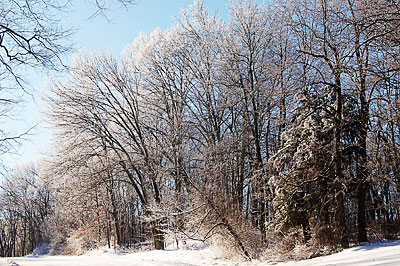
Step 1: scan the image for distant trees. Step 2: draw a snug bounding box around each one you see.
[0,164,52,257]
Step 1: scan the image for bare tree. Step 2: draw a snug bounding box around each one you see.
[0,163,52,256]
[0,0,136,166]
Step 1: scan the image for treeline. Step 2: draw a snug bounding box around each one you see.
[0,166,51,257]
[1,0,400,259]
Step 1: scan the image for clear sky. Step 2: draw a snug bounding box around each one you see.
[4,0,231,169]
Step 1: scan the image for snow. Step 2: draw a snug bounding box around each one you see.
[1,241,400,266]
[278,241,400,266]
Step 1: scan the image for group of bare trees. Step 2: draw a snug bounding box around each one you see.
[270,0,400,248]
[0,0,135,258]
[0,165,51,257]
[1,0,400,260]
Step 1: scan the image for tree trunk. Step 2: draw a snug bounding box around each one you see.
[333,73,349,248]
[356,80,368,243]
[151,220,165,250]
[349,0,370,243]
[112,210,122,247]
[357,178,368,242]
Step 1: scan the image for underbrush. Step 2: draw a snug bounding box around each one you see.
[50,235,99,255]
[261,227,340,261]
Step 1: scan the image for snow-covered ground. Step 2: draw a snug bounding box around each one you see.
[2,241,400,266]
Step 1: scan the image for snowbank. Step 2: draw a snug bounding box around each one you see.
[279,241,400,266]
[2,240,400,266]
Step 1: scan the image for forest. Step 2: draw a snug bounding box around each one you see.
[0,0,400,261]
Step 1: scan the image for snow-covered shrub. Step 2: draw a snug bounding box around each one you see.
[211,223,264,261]
[33,243,50,256]
[50,235,99,256]
[261,226,339,261]
[180,240,208,250]
[312,226,336,247]
[369,219,400,241]
[262,227,304,260]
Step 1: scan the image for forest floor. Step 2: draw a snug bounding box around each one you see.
[1,240,399,266]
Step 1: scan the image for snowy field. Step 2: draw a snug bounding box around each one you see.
[1,241,400,266]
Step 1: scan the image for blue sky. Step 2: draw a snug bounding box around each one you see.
[67,0,229,54]
[4,0,231,169]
